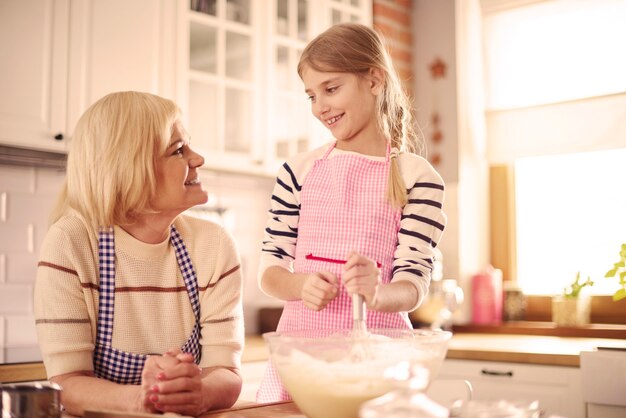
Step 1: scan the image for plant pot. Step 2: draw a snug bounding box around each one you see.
[551,295,591,326]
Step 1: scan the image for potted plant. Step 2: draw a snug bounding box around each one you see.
[604,243,626,301]
[552,272,594,326]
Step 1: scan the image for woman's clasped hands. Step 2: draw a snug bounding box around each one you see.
[141,348,204,415]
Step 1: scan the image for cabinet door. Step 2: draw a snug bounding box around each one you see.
[66,0,178,138]
[263,0,373,175]
[326,0,373,26]
[183,0,372,176]
[0,0,177,152]
[0,0,70,152]
[184,0,262,174]
[439,359,584,418]
[264,0,316,174]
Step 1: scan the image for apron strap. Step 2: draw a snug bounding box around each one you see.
[96,225,201,349]
[170,225,201,322]
[322,142,336,159]
[323,141,394,162]
[97,226,116,346]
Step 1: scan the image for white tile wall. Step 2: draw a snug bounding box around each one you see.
[0,163,281,364]
[197,170,285,335]
[0,164,64,364]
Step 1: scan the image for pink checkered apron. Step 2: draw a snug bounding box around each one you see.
[256,142,411,402]
[93,225,201,384]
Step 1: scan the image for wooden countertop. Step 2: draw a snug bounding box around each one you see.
[444,333,625,366]
[5,332,625,384]
[202,401,301,417]
[80,403,302,418]
[244,332,626,367]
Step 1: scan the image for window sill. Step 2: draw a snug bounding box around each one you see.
[452,321,626,339]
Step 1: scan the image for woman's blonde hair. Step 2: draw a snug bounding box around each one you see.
[297,23,423,207]
[50,91,180,230]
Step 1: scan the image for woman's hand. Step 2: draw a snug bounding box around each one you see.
[140,353,180,413]
[342,251,381,309]
[142,349,204,415]
[300,271,339,311]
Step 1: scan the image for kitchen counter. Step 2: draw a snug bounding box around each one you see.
[445,332,626,366]
[244,332,626,367]
[77,402,301,418]
[202,401,301,417]
[4,332,624,383]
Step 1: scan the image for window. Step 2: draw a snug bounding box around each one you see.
[515,149,626,296]
[482,0,626,302]
[483,0,626,109]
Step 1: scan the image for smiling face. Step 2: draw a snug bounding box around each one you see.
[302,67,382,149]
[151,119,208,218]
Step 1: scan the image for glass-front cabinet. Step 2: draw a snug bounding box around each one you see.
[182,0,371,176]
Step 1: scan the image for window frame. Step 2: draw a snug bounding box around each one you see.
[489,164,626,326]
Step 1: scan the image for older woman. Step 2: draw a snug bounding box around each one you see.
[34,91,244,416]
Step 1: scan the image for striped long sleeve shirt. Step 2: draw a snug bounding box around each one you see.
[259,143,447,310]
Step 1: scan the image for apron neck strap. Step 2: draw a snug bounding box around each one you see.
[322,142,336,159]
[323,141,392,161]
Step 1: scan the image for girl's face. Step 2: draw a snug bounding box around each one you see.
[302,67,381,146]
[151,120,208,217]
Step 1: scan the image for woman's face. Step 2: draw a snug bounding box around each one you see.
[301,66,380,145]
[151,120,208,217]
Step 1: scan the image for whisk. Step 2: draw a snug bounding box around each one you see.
[349,293,372,361]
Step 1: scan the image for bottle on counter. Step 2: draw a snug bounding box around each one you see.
[471,266,503,325]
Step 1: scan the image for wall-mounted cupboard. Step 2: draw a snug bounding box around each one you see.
[181,0,372,176]
[0,0,177,153]
[0,0,371,177]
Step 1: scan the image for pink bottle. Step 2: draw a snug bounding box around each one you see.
[471,266,503,324]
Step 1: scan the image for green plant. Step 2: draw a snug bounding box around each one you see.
[562,271,594,298]
[605,243,626,301]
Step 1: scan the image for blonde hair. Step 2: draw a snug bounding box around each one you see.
[297,23,423,207]
[51,91,180,230]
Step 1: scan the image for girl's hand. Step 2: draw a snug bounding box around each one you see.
[342,251,381,309]
[146,350,205,415]
[301,271,339,311]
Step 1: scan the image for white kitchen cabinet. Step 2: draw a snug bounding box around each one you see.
[580,349,626,418]
[0,0,177,153]
[0,0,70,152]
[438,359,584,418]
[180,0,372,176]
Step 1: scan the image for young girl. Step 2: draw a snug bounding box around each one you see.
[256,23,447,402]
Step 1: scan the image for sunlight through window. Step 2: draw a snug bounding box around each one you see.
[483,0,626,109]
[515,149,626,295]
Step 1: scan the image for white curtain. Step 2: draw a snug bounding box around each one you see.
[481,0,626,163]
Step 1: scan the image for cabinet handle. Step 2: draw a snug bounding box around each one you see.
[54,133,64,140]
[481,368,513,377]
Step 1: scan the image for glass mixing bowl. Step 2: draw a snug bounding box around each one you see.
[263,328,452,418]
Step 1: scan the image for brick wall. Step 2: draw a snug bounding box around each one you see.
[373,0,414,94]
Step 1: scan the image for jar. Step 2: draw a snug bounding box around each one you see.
[503,282,526,321]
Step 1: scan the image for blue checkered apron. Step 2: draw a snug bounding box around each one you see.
[93,225,201,384]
